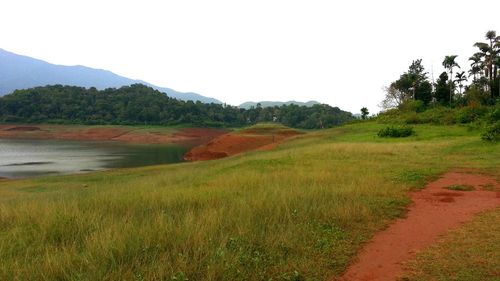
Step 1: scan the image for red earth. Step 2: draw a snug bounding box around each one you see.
[184,128,302,161]
[0,125,228,145]
[336,170,500,281]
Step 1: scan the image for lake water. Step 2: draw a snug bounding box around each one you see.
[0,139,189,179]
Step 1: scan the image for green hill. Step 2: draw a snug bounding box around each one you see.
[239,100,320,109]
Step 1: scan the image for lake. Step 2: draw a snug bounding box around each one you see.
[0,138,190,179]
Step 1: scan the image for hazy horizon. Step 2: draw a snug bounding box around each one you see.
[1,0,499,113]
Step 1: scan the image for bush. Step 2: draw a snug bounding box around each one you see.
[455,106,488,124]
[485,105,500,123]
[481,122,500,142]
[399,100,425,113]
[404,113,422,124]
[378,126,415,138]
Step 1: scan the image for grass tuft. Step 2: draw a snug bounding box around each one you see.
[444,184,475,191]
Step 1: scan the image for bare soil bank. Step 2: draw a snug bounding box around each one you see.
[184,127,302,161]
[336,170,500,281]
[0,125,228,145]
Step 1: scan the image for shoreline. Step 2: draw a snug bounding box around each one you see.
[0,124,229,145]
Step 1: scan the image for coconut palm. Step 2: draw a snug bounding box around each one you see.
[474,31,499,97]
[442,55,460,104]
[454,71,467,95]
[468,52,484,82]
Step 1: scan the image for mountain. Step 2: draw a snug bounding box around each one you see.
[238,100,321,109]
[0,48,221,104]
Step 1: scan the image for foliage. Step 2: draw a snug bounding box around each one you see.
[481,122,500,142]
[382,30,499,111]
[0,84,353,129]
[399,100,425,113]
[434,72,450,106]
[378,104,499,127]
[380,59,432,109]
[442,55,460,105]
[454,105,489,123]
[379,85,406,110]
[377,126,415,138]
[360,107,369,119]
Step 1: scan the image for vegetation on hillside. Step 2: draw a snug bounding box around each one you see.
[0,84,353,129]
[377,30,499,141]
[380,30,499,110]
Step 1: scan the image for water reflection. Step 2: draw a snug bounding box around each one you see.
[0,139,189,179]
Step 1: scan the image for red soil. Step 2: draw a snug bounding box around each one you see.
[337,170,500,281]
[4,126,41,131]
[184,129,301,161]
[0,125,228,145]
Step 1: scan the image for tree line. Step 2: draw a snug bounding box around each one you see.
[381,30,499,109]
[0,84,353,129]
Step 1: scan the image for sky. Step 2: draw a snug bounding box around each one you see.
[1,0,499,113]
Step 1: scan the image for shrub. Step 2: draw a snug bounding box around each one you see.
[413,106,455,125]
[485,106,500,123]
[405,113,424,124]
[399,100,425,113]
[481,122,500,142]
[378,126,415,138]
[455,106,488,124]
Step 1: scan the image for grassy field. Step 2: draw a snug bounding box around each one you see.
[0,122,498,281]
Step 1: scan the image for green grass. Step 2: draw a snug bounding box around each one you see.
[444,184,475,191]
[0,122,498,281]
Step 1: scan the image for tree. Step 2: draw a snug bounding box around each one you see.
[468,52,483,82]
[454,71,467,95]
[442,55,460,105]
[0,84,354,129]
[392,59,432,105]
[474,30,500,98]
[434,72,450,105]
[360,107,369,119]
[379,84,407,109]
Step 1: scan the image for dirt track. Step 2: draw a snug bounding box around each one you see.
[337,170,500,281]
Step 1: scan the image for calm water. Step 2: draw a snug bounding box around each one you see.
[0,139,189,179]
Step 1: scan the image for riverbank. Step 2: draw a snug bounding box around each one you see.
[0,124,228,145]
[184,124,303,161]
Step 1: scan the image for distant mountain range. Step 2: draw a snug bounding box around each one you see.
[0,48,221,104]
[238,100,320,109]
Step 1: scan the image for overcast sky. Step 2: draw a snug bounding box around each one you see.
[1,0,499,113]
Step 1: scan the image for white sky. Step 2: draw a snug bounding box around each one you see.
[1,0,499,113]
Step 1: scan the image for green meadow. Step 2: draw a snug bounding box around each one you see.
[0,122,498,281]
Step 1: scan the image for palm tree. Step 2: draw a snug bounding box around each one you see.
[454,71,467,95]
[468,52,484,82]
[442,55,460,104]
[475,31,499,97]
[486,31,497,81]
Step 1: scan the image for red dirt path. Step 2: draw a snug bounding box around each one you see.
[337,170,500,281]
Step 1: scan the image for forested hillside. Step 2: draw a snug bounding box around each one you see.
[0,84,353,129]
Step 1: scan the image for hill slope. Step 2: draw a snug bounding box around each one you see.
[238,100,320,109]
[0,48,221,103]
